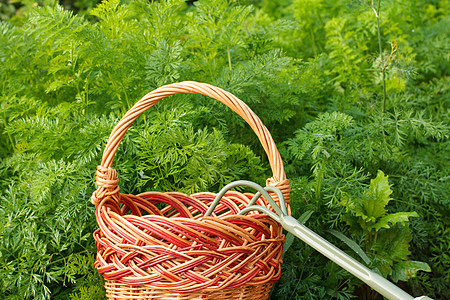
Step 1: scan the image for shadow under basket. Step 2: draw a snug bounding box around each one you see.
[91,82,291,299]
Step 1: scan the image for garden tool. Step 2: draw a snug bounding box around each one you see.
[206,180,433,300]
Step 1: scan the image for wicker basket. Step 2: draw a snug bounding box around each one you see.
[91,81,291,299]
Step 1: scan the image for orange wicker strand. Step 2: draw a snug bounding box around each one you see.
[92,82,290,299]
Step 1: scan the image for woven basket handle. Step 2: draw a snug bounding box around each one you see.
[92,81,290,207]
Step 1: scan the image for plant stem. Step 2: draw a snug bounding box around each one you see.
[315,165,323,202]
[122,83,130,112]
[310,29,318,56]
[373,0,387,113]
[3,110,15,152]
[227,47,232,71]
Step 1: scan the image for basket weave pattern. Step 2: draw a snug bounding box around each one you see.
[92,82,290,299]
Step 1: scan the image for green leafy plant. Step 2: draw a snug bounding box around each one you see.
[286,111,355,203]
[340,170,430,298]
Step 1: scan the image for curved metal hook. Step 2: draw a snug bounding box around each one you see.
[204,180,284,217]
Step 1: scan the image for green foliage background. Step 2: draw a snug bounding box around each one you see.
[0,0,448,299]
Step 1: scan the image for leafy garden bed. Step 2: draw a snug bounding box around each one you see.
[0,0,448,299]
